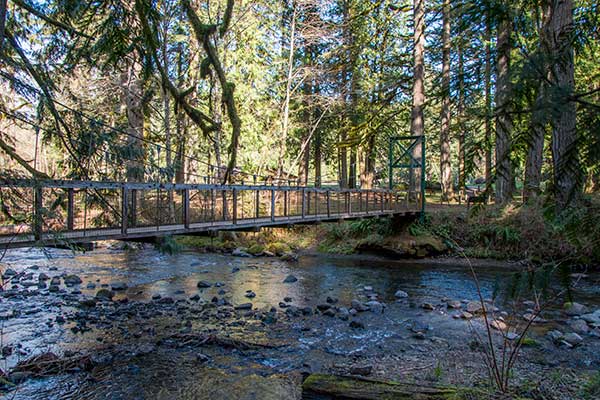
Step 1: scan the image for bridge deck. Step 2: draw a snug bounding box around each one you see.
[0,180,422,248]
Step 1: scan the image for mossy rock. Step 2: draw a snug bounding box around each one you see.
[247,244,265,255]
[302,374,457,399]
[265,242,291,256]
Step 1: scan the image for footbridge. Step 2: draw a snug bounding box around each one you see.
[0,180,423,249]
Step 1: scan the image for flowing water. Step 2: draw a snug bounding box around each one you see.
[1,246,599,399]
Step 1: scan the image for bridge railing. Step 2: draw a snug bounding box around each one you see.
[0,180,421,241]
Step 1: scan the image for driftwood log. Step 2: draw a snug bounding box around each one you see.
[302,374,457,400]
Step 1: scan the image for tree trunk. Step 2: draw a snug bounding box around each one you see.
[122,58,145,182]
[298,79,312,186]
[360,135,376,189]
[548,0,580,209]
[484,11,493,190]
[278,1,297,179]
[457,38,466,203]
[523,80,546,203]
[410,0,425,199]
[302,374,457,399]
[439,0,453,202]
[494,12,513,204]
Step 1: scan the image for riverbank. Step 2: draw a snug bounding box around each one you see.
[172,196,600,269]
[1,247,599,399]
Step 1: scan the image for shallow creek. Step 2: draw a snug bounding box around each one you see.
[1,246,599,399]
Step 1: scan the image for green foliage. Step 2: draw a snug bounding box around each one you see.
[581,371,600,399]
[155,235,182,255]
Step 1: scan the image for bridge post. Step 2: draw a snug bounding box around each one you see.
[183,188,190,229]
[130,189,137,228]
[222,190,227,221]
[211,189,216,222]
[232,188,238,224]
[255,189,259,219]
[380,192,384,212]
[347,192,351,214]
[301,188,306,218]
[283,190,288,217]
[270,189,275,222]
[326,190,331,217]
[67,188,74,231]
[33,185,43,241]
[365,191,369,214]
[121,186,128,235]
[358,192,362,213]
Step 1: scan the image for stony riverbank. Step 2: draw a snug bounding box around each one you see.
[1,248,599,399]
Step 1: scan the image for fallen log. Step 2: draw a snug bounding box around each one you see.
[13,352,93,376]
[168,333,284,350]
[302,374,457,400]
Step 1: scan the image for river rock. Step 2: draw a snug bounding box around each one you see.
[316,304,331,311]
[280,252,298,262]
[363,286,373,292]
[563,302,588,316]
[489,319,507,331]
[197,281,212,288]
[86,282,96,289]
[421,302,434,311]
[461,311,473,320]
[232,248,252,257]
[447,300,462,309]
[48,285,59,292]
[111,282,128,291]
[322,309,336,317]
[50,277,61,286]
[546,330,564,343]
[394,290,409,299]
[349,320,365,329]
[235,303,253,310]
[563,332,584,346]
[581,310,600,324]
[283,274,298,283]
[2,268,17,278]
[338,307,350,321]
[568,319,590,334]
[351,299,369,312]
[96,289,115,300]
[79,298,97,307]
[245,290,256,298]
[466,301,483,314]
[366,301,384,314]
[283,296,292,303]
[38,273,50,281]
[189,294,200,301]
[231,267,240,273]
[64,275,82,285]
[285,306,301,317]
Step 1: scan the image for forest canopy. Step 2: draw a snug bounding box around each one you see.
[0,0,599,211]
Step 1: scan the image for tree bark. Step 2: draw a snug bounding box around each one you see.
[494,11,513,204]
[548,0,580,209]
[122,57,145,182]
[484,10,493,190]
[523,80,546,203]
[457,38,466,203]
[278,1,297,179]
[439,0,453,202]
[410,0,425,198]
